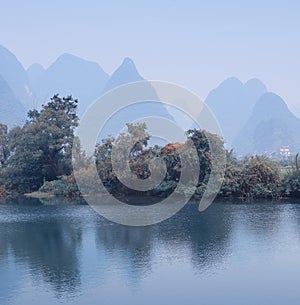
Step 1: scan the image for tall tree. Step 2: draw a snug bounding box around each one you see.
[2,95,78,193]
[0,124,9,167]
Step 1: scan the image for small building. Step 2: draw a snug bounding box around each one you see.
[279,146,291,157]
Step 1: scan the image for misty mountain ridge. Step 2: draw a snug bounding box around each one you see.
[205,77,267,147]
[291,103,300,119]
[0,74,26,128]
[1,44,300,155]
[27,63,45,89]
[233,92,300,155]
[102,57,143,93]
[97,57,174,140]
[0,45,172,132]
[28,53,109,114]
[0,45,34,109]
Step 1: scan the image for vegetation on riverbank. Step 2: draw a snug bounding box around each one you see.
[1,94,300,200]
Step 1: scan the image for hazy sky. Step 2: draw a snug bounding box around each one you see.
[1,0,300,107]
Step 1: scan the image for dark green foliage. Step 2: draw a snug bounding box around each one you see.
[92,126,220,197]
[186,129,212,185]
[220,155,281,199]
[186,129,226,197]
[0,124,9,166]
[0,100,298,201]
[39,175,80,197]
[219,151,242,197]
[282,170,300,198]
[240,156,281,198]
[0,95,78,193]
[94,123,152,193]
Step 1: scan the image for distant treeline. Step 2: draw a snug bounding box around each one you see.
[0,95,300,200]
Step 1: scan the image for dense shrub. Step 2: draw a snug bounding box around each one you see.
[282,170,300,198]
[239,156,281,199]
[39,175,80,197]
[219,154,242,197]
[220,155,281,199]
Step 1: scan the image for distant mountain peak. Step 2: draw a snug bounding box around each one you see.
[245,78,266,87]
[123,57,135,65]
[244,78,267,94]
[205,77,268,148]
[0,44,33,109]
[217,77,243,88]
[103,57,143,93]
[52,53,101,68]
[27,63,45,71]
[233,91,300,155]
[253,92,291,119]
[27,63,45,88]
[115,57,141,76]
[60,52,75,58]
[28,53,109,114]
[223,76,243,84]
[217,77,267,92]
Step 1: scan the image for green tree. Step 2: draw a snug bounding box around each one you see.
[94,123,150,191]
[2,95,78,193]
[0,124,9,167]
[282,166,300,198]
[186,129,225,193]
[277,154,300,198]
[219,150,242,197]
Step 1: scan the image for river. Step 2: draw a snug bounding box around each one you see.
[1,197,300,305]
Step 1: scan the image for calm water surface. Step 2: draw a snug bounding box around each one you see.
[1,197,300,305]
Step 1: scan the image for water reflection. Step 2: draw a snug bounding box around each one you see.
[1,197,300,305]
[0,197,235,300]
[0,201,88,303]
[94,222,153,283]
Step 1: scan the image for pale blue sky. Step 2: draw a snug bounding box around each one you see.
[1,0,300,107]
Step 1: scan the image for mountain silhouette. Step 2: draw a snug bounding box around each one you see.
[102,57,143,93]
[29,53,109,114]
[98,58,174,140]
[27,63,45,89]
[233,92,300,155]
[291,102,300,119]
[205,77,267,147]
[2,44,299,153]
[0,74,26,127]
[0,45,33,109]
